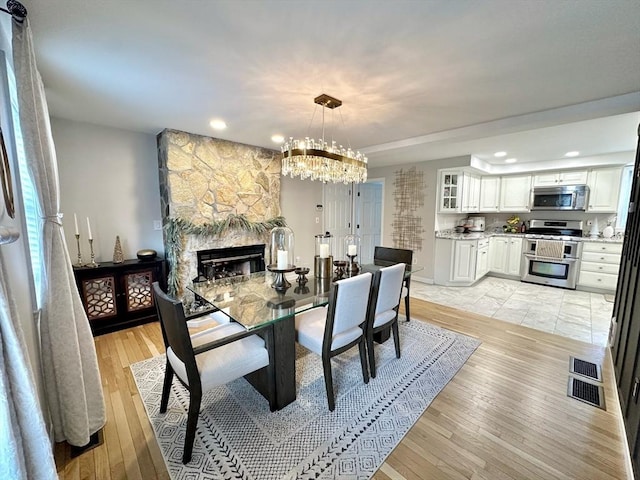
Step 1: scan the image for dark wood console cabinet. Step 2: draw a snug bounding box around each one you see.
[73,258,165,336]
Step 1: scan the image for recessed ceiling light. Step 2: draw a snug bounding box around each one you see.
[271,134,284,144]
[209,119,227,130]
[494,151,507,157]
[565,151,580,157]
[505,158,517,164]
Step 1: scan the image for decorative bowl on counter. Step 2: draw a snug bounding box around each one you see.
[136,249,157,261]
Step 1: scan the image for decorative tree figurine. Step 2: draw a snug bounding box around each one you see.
[113,235,124,263]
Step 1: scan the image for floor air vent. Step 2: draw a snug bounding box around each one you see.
[568,377,605,410]
[570,357,602,382]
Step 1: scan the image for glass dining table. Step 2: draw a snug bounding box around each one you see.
[187,263,423,409]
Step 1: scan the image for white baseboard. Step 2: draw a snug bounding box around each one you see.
[411,275,433,285]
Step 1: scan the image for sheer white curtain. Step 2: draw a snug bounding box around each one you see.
[0,249,57,479]
[12,19,105,446]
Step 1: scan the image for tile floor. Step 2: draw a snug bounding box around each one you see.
[411,276,614,346]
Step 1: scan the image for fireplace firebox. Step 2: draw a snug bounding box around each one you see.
[195,244,266,282]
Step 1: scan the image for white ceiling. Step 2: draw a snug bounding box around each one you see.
[22,0,640,169]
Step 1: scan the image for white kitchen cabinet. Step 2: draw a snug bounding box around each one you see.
[587,167,623,212]
[452,240,477,282]
[438,170,482,213]
[475,238,490,280]
[434,238,480,285]
[438,170,462,213]
[479,176,501,212]
[489,236,523,276]
[499,175,531,212]
[506,237,524,276]
[462,173,481,213]
[578,241,622,291]
[489,237,508,272]
[533,170,588,186]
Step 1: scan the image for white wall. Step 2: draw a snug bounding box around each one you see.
[53,118,164,262]
[280,176,323,266]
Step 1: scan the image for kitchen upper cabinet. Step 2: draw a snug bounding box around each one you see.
[587,167,623,212]
[438,170,462,213]
[489,236,523,276]
[438,166,620,214]
[499,175,531,212]
[533,170,588,186]
[479,176,501,212]
[438,170,480,213]
[462,173,481,213]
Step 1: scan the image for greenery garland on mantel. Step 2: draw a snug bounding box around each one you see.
[165,214,287,296]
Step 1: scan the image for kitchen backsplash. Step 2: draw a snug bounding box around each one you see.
[436,211,620,236]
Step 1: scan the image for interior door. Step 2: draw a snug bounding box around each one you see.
[323,182,352,260]
[355,182,383,264]
[323,181,383,264]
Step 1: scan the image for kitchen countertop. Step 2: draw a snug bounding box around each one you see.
[435,230,624,243]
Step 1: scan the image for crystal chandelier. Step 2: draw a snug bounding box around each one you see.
[281,94,367,184]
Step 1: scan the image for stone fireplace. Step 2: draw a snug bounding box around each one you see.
[157,129,282,297]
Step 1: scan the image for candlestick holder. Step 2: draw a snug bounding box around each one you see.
[86,238,99,268]
[333,260,347,279]
[295,266,310,284]
[74,234,83,267]
[267,264,295,292]
[347,254,360,276]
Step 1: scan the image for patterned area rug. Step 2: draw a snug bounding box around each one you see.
[131,319,480,479]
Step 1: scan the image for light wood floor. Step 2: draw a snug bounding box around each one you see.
[54,298,633,480]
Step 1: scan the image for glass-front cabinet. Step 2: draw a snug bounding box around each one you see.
[438,171,461,213]
[438,170,482,213]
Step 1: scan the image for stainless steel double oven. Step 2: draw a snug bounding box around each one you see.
[520,220,584,289]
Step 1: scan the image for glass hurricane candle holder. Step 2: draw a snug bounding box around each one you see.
[344,234,360,276]
[314,232,333,278]
[270,226,295,270]
[268,226,295,291]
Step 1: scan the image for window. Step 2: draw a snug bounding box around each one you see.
[616,164,634,231]
[4,55,43,307]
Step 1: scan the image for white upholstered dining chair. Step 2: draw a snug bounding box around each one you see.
[373,246,413,321]
[294,272,373,411]
[366,263,406,378]
[152,282,275,463]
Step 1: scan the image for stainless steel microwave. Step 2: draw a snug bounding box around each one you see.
[531,185,589,211]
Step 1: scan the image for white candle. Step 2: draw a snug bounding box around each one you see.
[277,250,288,269]
[348,244,357,256]
[74,213,79,235]
[86,217,92,239]
[319,244,329,258]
